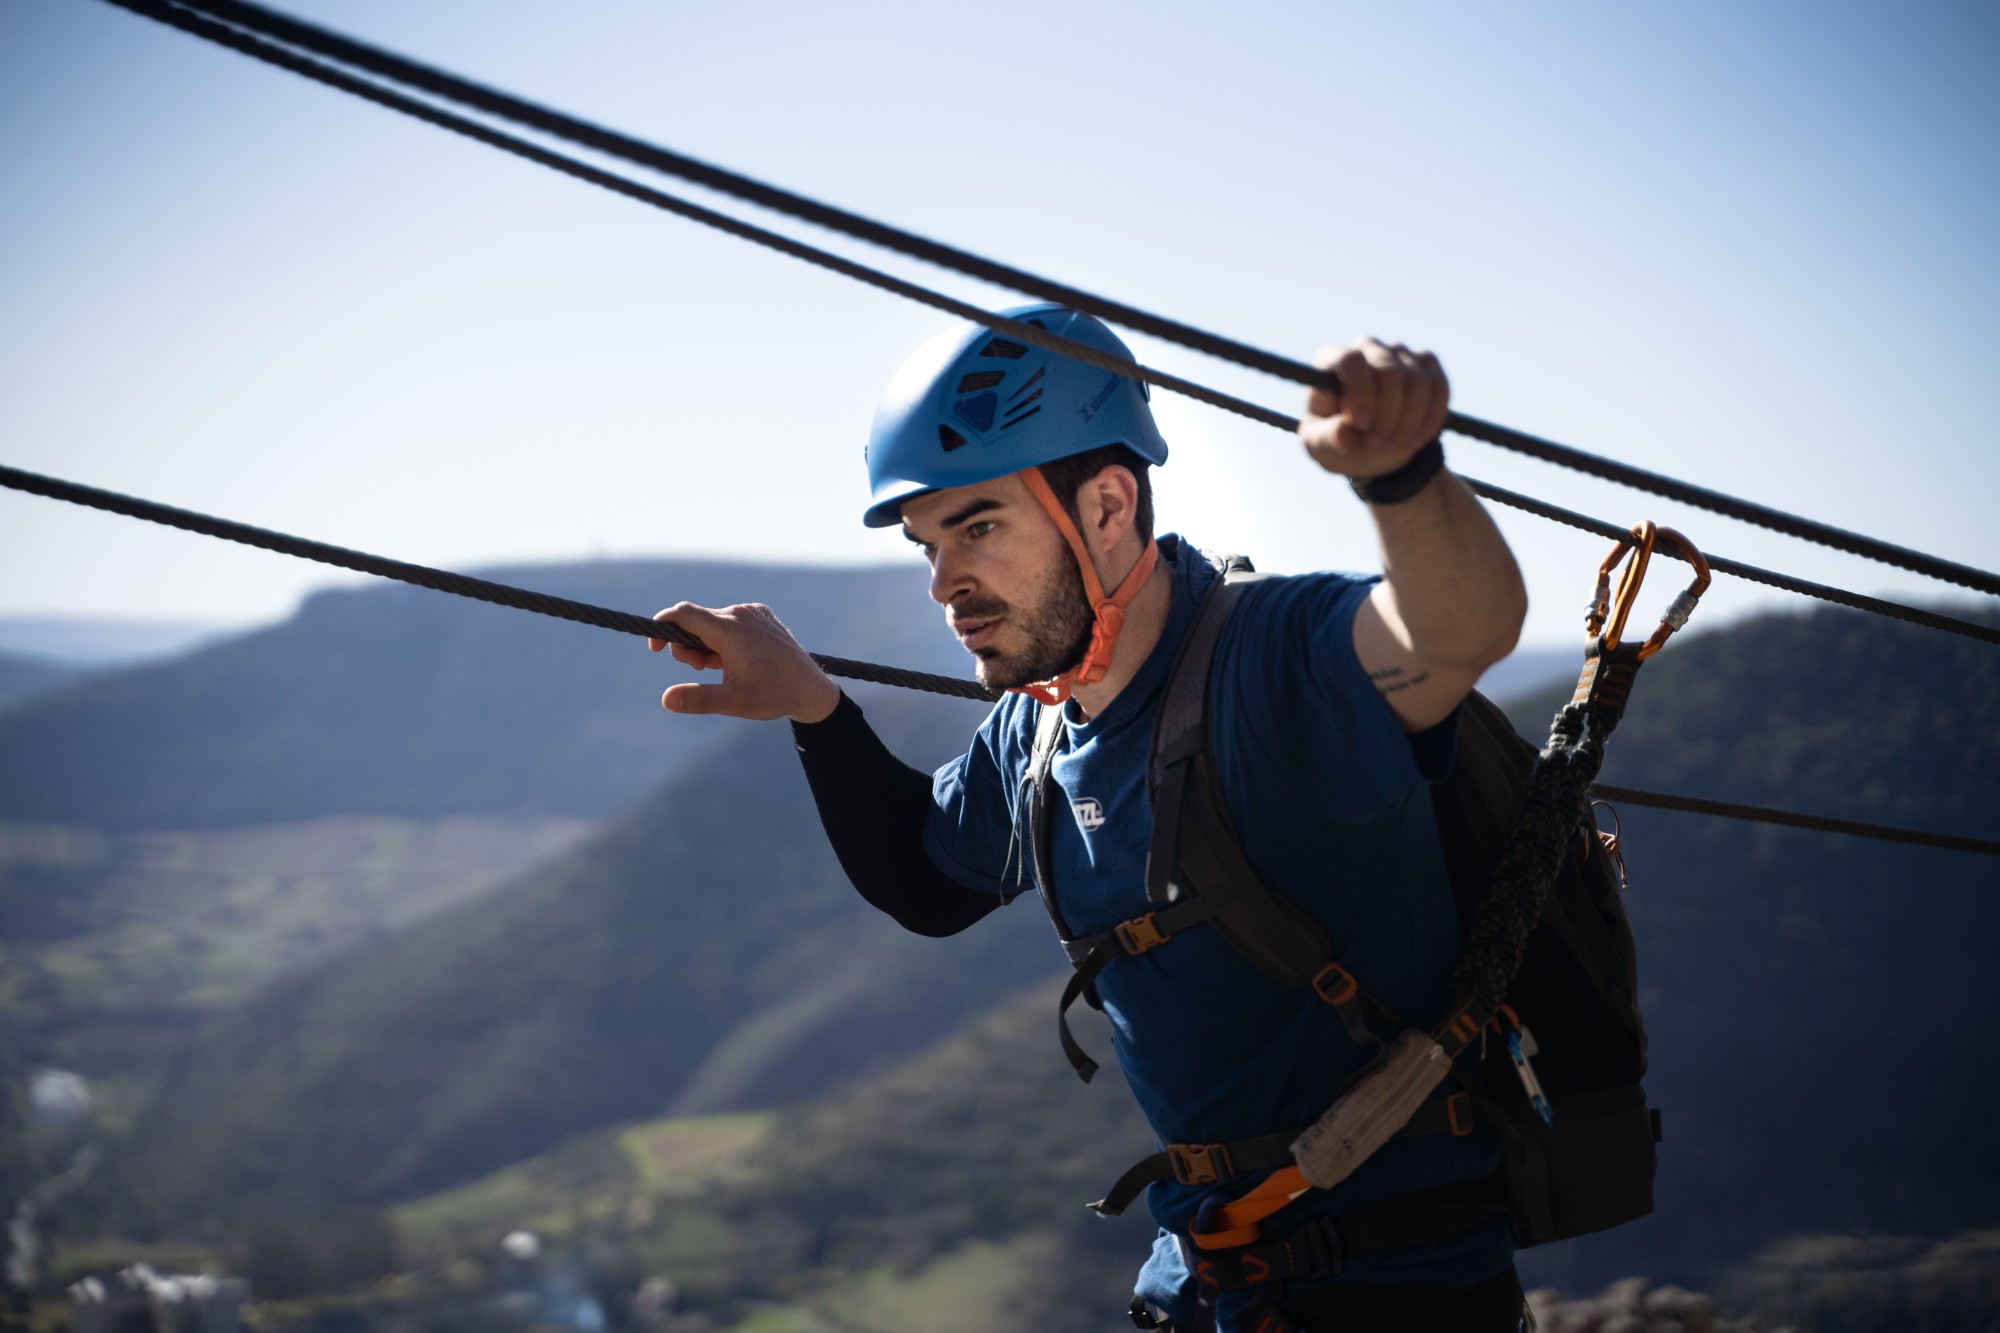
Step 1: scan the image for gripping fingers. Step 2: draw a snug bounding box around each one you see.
[1299,338,1450,474]
[669,640,722,670]
[648,599,838,722]
[649,601,722,655]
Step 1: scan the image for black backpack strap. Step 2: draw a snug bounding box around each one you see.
[1144,563,1331,983]
[1025,702,1072,942]
[1054,882,1256,1082]
[1146,560,1404,1036]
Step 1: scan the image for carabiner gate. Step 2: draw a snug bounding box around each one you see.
[1585,521,1712,660]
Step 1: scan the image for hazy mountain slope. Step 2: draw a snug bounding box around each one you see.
[0,615,236,666]
[1,814,594,1077]
[108,687,1049,1232]
[0,650,89,713]
[0,559,963,830]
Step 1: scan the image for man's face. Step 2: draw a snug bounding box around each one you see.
[899,474,1092,690]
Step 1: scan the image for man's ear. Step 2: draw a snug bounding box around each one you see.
[1080,463,1139,549]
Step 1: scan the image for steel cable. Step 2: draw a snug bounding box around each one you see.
[76,0,2000,651]
[110,0,2000,598]
[0,464,997,703]
[1468,482,2000,647]
[10,462,1995,859]
[1590,785,2000,859]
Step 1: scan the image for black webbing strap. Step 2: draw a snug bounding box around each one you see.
[1054,883,1251,1082]
[1185,1180,1512,1293]
[1144,560,1336,987]
[1091,1129,1300,1218]
[1026,703,1074,941]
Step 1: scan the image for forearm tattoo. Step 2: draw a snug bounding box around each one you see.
[1369,665,1432,697]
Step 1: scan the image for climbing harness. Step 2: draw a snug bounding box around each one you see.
[1020,528,1707,1321]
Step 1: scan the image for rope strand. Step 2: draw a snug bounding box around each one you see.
[114,0,2000,598]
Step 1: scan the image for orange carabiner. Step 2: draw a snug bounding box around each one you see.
[1585,521,1712,660]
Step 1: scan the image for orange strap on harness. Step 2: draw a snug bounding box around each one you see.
[1010,466,1160,706]
[1187,1164,1314,1250]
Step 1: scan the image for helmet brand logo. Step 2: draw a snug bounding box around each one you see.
[1075,373,1121,425]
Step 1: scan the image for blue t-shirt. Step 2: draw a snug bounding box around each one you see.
[922,538,1510,1321]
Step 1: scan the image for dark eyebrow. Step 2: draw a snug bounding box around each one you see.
[902,497,1004,544]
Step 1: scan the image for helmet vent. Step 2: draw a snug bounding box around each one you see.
[1008,368,1045,400]
[980,338,1028,359]
[938,424,968,452]
[957,371,1006,393]
[1001,388,1044,426]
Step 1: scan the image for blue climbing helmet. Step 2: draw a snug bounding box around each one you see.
[861,303,1170,527]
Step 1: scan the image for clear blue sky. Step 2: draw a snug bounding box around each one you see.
[3,0,1996,650]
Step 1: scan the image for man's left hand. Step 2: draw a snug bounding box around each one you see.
[1298,337,1450,478]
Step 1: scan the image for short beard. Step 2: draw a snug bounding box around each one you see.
[963,548,1096,691]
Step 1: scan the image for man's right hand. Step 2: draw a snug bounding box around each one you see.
[648,602,842,724]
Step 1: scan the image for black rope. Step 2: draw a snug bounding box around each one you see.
[1450,700,1613,1014]
[113,0,2000,599]
[1468,483,2000,648]
[1590,784,2000,858]
[0,464,997,703]
[74,0,2000,652]
[12,460,1996,857]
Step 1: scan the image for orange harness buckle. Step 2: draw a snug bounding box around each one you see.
[1167,1141,1236,1186]
[1116,912,1170,954]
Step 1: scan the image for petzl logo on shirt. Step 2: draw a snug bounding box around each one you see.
[1072,798,1106,831]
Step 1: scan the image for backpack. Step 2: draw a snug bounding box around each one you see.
[1024,547,1657,1252]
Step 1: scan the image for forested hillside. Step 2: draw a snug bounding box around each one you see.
[101,686,1042,1233]
[0,559,960,829]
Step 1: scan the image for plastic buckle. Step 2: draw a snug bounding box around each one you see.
[1116,912,1170,954]
[1168,1141,1235,1186]
[1445,1090,1475,1137]
[1310,962,1358,1007]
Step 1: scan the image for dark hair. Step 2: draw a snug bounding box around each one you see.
[1036,444,1155,545]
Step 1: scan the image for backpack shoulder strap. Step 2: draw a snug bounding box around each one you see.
[1144,556,1355,993]
[1025,700,1073,941]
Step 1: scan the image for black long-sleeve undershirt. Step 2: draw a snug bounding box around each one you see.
[790,692,999,937]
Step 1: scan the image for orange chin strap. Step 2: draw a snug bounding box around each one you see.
[1010,467,1160,708]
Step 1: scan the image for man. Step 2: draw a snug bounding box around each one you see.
[649,306,1529,1332]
